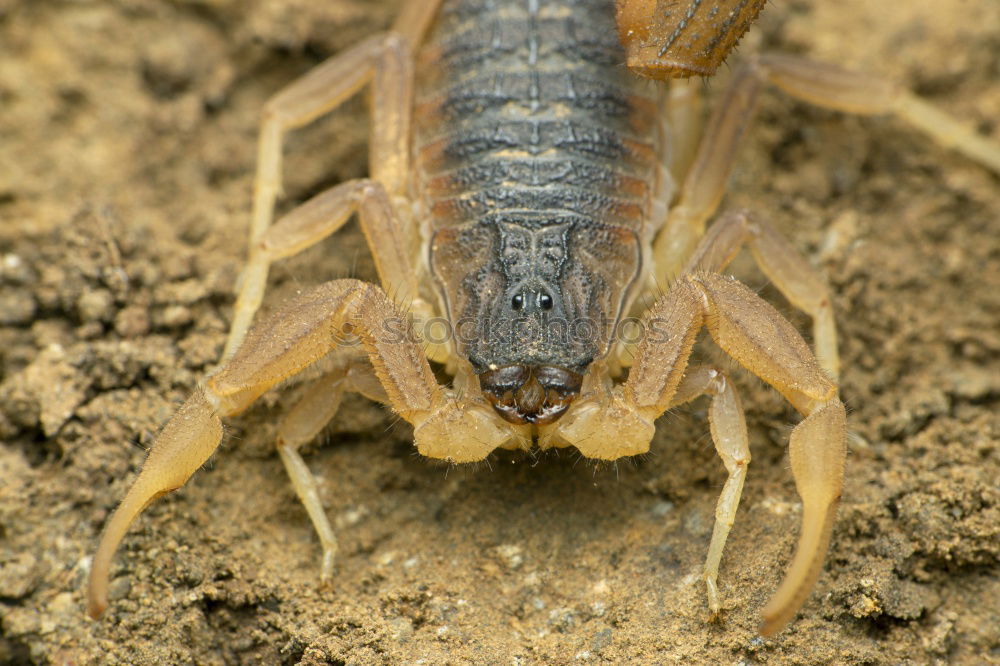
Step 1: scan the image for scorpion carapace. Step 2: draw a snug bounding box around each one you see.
[431,219,643,424]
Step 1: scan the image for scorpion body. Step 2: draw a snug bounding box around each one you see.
[420,0,661,424]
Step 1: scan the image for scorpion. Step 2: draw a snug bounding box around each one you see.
[85,0,1000,635]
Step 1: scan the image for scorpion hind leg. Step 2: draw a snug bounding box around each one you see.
[225,11,433,358]
[651,50,1000,292]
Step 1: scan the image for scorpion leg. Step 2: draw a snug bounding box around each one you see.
[651,63,765,284]
[553,274,846,635]
[681,209,839,380]
[664,78,704,187]
[225,3,442,358]
[756,54,1000,173]
[274,359,388,583]
[249,178,444,358]
[88,278,511,617]
[652,53,1000,284]
[275,370,349,584]
[666,366,751,617]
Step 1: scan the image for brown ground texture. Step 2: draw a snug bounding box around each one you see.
[1,1,998,664]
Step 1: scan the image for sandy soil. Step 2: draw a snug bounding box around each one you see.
[1,1,998,663]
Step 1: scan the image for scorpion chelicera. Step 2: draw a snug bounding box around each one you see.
[86,0,1000,634]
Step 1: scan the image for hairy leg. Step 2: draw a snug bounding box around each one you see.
[682,209,839,379]
[652,53,1000,284]
[224,0,446,357]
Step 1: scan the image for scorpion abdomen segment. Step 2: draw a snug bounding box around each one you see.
[416,0,660,231]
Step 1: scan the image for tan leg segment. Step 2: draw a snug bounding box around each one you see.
[761,54,1000,173]
[256,179,423,314]
[553,273,846,634]
[391,0,446,48]
[651,65,763,283]
[682,209,839,380]
[665,78,705,186]
[667,366,751,616]
[275,371,348,583]
[653,53,1000,283]
[88,279,511,618]
[226,31,416,358]
[275,360,386,582]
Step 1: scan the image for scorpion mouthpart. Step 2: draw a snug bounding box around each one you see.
[479,365,583,425]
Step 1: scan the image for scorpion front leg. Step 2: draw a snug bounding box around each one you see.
[271,359,390,583]
[549,273,846,636]
[666,366,751,617]
[87,279,510,618]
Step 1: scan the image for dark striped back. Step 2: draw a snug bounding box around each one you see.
[417,0,661,372]
[416,0,659,235]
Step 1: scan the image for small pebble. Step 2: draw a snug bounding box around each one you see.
[2,254,34,283]
[46,592,76,618]
[650,500,675,517]
[389,617,413,643]
[591,628,612,651]
[1,607,40,637]
[114,305,151,338]
[494,544,524,571]
[0,289,37,325]
[155,304,193,328]
[77,289,114,324]
[548,607,576,631]
[0,552,42,599]
[108,576,131,602]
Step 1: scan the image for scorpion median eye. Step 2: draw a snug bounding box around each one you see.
[512,293,525,310]
[538,292,553,310]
